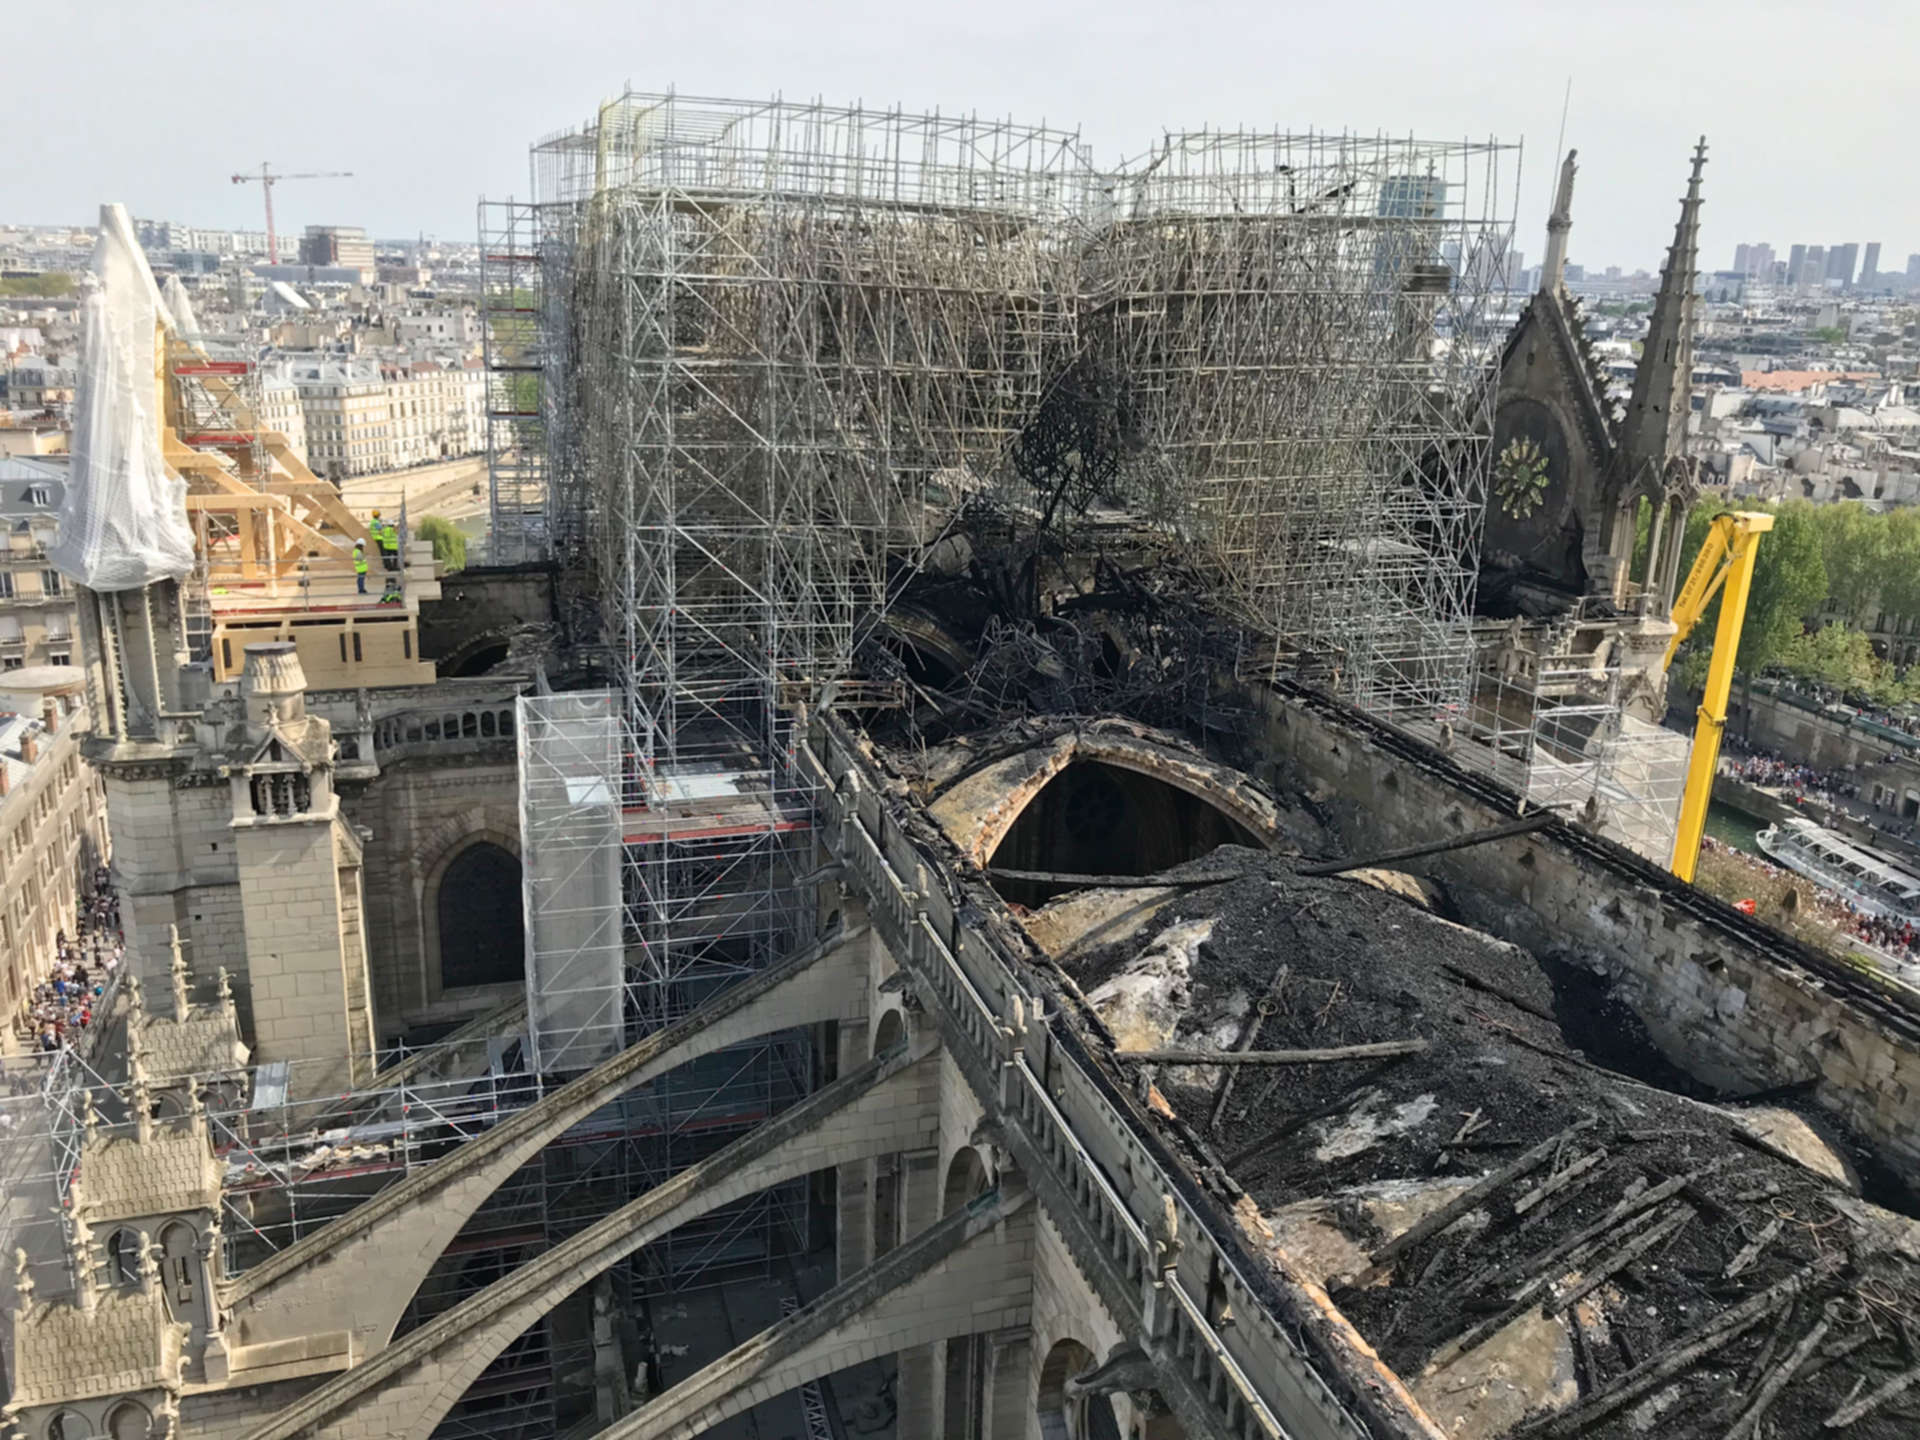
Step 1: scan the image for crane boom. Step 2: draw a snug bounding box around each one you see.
[229,164,353,264]
[1662,510,1774,882]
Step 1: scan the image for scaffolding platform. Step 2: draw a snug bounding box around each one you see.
[620,767,812,846]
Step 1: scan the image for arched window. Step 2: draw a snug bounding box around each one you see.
[46,1410,88,1440]
[107,1228,141,1286]
[1037,1340,1095,1440]
[105,1399,151,1440]
[158,1221,199,1324]
[942,1147,990,1218]
[438,843,525,990]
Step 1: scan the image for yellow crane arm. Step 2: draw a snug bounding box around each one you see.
[1663,511,1774,882]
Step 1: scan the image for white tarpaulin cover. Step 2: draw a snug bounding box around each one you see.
[49,204,196,591]
[161,273,201,335]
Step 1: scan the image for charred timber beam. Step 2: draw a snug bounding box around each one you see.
[1519,1253,1844,1437]
[1208,963,1289,1133]
[1116,1041,1429,1066]
[1360,1116,1598,1277]
[985,867,1248,890]
[1295,811,1561,876]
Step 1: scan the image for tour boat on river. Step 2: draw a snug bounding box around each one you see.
[1755,817,1920,924]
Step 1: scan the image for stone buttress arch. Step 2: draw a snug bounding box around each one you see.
[588,1192,1035,1440]
[220,927,870,1364]
[240,1043,941,1440]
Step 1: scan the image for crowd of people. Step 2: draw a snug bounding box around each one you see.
[19,867,123,1055]
[1767,677,1920,740]
[1720,747,1863,809]
[1700,836,1920,969]
[1719,737,1920,845]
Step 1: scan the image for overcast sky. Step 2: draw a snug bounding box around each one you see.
[17,1,1917,274]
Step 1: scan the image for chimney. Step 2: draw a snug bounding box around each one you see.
[18,733,35,765]
[0,766,9,797]
[41,699,57,734]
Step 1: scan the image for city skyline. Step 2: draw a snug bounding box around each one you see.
[13,0,1919,276]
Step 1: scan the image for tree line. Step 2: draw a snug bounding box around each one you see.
[1666,499,1920,706]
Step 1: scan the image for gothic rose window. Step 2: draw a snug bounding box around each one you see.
[1494,436,1551,518]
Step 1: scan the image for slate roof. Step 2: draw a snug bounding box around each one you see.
[134,1007,250,1080]
[74,1123,222,1225]
[9,1286,185,1408]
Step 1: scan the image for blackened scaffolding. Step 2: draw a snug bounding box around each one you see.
[1092,130,1516,718]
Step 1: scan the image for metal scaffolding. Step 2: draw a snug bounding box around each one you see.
[502,96,1516,727]
[517,691,625,1074]
[1092,131,1516,719]
[479,201,549,566]
[551,93,1089,777]
[1435,633,1690,861]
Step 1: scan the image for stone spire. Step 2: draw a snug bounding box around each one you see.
[1541,148,1578,295]
[67,1211,96,1314]
[1620,138,1708,487]
[129,1050,154,1145]
[13,1247,34,1315]
[135,1228,159,1299]
[169,924,190,1018]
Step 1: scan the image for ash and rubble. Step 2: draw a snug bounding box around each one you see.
[855,538,1920,1437]
[1038,847,1920,1440]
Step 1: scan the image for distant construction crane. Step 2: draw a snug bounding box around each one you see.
[230,163,353,264]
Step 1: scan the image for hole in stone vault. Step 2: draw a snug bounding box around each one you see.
[987,760,1261,908]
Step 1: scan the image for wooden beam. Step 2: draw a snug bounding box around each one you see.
[1113,1041,1429,1066]
[1297,811,1561,877]
[986,867,1245,891]
[235,506,259,580]
[186,492,293,509]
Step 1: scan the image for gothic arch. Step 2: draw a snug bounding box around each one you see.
[417,823,523,1004]
[932,728,1279,891]
[103,1400,150,1440]
[1038,1339,1097,1440]
[157,1219,202,1329]
[434,841,525,992]
[986,758,1266,908]
[942,1146,990,1218]
[439,631,515,679]
[939,1144,998,1440]
[872,1006,908,1059]
[107,1228,141,1287]
[869,1009,912,1261]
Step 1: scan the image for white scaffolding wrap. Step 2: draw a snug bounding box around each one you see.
[517,690,626,1073]
[160,273,201,335]
[50,204,195,592]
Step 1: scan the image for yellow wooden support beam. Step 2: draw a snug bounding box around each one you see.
[186,492,291,509]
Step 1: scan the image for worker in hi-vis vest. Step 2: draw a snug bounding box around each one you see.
[353,540,368,595]
[372,511,400,571]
